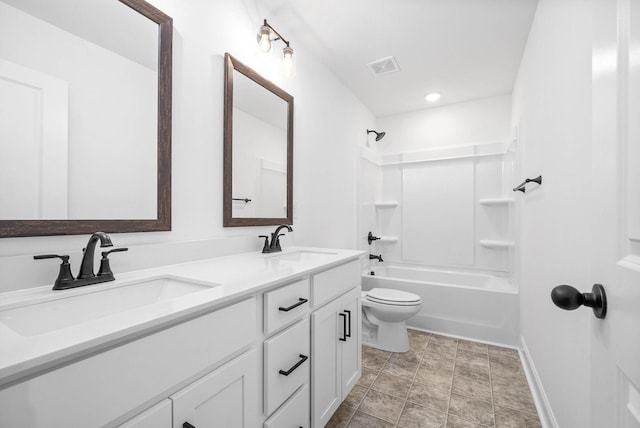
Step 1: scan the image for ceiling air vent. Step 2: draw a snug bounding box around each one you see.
[367,56,400,76]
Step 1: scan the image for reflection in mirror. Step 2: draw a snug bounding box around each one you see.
[224,53,293,227]
[233,71,288,218]
[0,0,172,237]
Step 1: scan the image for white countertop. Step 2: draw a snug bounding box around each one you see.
[0,246,364,387]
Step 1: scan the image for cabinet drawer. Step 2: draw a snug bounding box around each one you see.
[264,278,310,335]
[264,318,310,415]
[264,384,309,428]
[312,260,360,308]
[118,399,172,428]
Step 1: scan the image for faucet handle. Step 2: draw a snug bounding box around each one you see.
[259,235,271,253]
[34,254,75,289]
[97,248,128,279]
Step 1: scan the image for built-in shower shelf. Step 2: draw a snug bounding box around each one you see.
[479,240,514,249]
[377,236,398,243]
[374,201,399,208]
[479,198,514,206]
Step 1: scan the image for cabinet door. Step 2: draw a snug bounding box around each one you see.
[340,287,361,397]
[311,298,342,428]
[171,350,258,428]
[263,385,309,428]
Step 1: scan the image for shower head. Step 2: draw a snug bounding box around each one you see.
[367,129,386,141]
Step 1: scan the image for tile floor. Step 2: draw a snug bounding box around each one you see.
[326,329,542,428]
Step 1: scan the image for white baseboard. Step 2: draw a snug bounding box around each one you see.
[519,335,559,428]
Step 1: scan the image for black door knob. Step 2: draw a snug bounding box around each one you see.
[551,284,607,319]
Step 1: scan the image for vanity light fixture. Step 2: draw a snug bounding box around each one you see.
[425,92,442,102]
[257,19,296,77]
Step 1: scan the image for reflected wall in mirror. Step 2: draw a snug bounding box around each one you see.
[0,0,172,237]
[224,53,293,227]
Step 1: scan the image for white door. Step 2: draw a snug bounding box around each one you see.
[590,0,640,425]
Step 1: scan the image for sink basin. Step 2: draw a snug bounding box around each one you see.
[0,276,219,337]
[267,250,338,262]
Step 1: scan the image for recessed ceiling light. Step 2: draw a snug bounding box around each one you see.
[425,92,442,102]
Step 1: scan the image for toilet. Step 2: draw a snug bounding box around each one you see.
[361,288,422,353]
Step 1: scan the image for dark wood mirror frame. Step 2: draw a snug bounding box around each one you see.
[223,53,293,227]
[0,0,172,238]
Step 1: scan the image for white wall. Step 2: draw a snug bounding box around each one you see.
[376,94,512,153]
[511,1,592,427]
[0,0,374,292]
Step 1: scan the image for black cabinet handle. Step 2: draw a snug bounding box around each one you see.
[279,298,308,312]
[183,423,195,428]
[339,312,347,341]
[279,354,308,376]
[344,310,351,338]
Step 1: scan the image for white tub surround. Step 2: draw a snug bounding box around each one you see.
[360,136,517,275]
[0,247,364,428]
[363,264,518,346]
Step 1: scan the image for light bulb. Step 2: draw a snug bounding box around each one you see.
[258,26,271,52]
[425,92,442,102]
[283,46,295,77]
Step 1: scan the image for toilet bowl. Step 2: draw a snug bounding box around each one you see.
[361,288,422,353]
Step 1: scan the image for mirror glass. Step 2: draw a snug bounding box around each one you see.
[0,0,172,237]
[224,53,293,227]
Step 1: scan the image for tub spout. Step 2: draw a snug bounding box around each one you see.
[369,254,383,262]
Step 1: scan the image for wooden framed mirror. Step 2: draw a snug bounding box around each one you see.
[0,0,172,237]
[223,53,293,227]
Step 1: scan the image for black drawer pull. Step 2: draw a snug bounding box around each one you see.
[279,354,309,376]
[183,423,195,428]
[279,298,308,312]
[344,310,352,338]
[339,312,347,341]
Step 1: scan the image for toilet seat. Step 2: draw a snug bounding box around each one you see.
[364,288,421,306]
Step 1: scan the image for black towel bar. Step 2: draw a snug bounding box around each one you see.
[513,175,542,193]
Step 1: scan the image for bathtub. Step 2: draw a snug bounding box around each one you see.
[362,264,519,346]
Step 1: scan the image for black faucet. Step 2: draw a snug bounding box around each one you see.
[369,254,384,262]
[260,224,293,253]
[34,232,128,290]
[78,232,113,279]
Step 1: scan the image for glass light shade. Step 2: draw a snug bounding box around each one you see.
[283,46,295,78]
[425,92,442,102]
[258,26,272,52]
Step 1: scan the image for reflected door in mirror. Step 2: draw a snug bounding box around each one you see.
[232,70,288,219]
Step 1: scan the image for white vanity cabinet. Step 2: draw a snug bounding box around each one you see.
[0,249,364,428]
[119,400,173,428]
[310,261,361,428]
[0,297,257,428]
[260,259,362,428]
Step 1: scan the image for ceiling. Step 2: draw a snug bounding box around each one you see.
[255,0,538,118]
